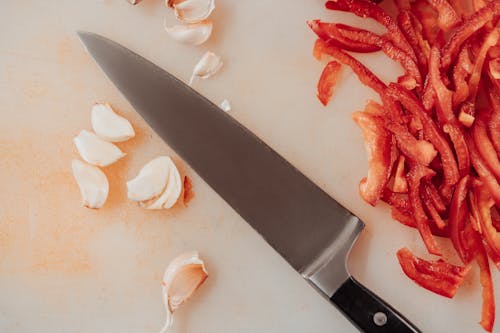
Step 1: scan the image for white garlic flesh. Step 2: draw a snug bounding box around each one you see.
[73,130,125,167]
[165,20,213,46]
[159,252,208,333]
[189,51,222,85]
[71,159,109,209]
[141,157,182,210]
[91,103,135,142]
[172,0,215,24]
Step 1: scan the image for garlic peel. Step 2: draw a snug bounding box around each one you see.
[189,51,222,85]
[71,159,109,209]
[160,252,208,332]
[74,130,125,167]
[173,0,215,24]
[127,156,171,202]
[219,99,231,112]
[91,103,135,142]
[165,20,212,46]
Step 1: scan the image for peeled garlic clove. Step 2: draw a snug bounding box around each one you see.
[160,252,208,333]
[219,99,231,112]
[74,130,125,167]
[173,0,215,24]
[91,103,135,142]
[127,156,171,202]
[71,159,109,209]
[141,157,182,209]
[189,51,222,85]
[165,20,212,46]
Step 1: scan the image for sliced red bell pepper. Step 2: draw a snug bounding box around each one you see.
[385,121,437,166]
[452,46,472,109]
[383,188,411,213]
[386,83,460,194]
[449,176,473,263]
[473,182,500,258]
[325,0,416,61]
[317,61,342,106]
[429,47,454,124]
[313,39,326,61]
[391,206,450,237]
[423,181,446,212]
[397,10,429,74]
[363,100,384,116]
[473,110,500,180]
[477,242,496,333]
[308,20,381,53]
[396,247,469,298]
[443,123,471,177]
[379,39,422,89]
[407,163,441,255]
[421,75,435,111]
[412,0,441,45]
[441,1,500,70]
[314,39,387,96]
[488,87,500,155]
[426,0,461,31]
[392,155,408,193]
[466,134,500,206]
[352,111,393,206]
[422,189,446,229]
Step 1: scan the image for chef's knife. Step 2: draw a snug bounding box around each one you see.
[78,32,420,333]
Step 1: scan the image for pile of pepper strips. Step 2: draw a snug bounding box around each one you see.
[308,0,499,331]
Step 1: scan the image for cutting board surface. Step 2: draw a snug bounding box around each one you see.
[1,1,498,332]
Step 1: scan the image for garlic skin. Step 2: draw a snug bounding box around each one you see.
[127,156,171,202]
[219,99,231,112]
[74,130,125,167]
[189,51,223,85]
[173,0,215,24]
[91,103,135,142]
[159,252,208,333]
[71,159,109,209]
[165,20,212,46]
[141,157,182,210]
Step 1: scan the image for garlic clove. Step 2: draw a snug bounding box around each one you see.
[189,51,222,85]
[91,103,135,142]
[173,0,215,24]
[165,20,212,46]
[71,159,109,209]
[160,252,208,333]
[73,130,125,167]
[141,157,182,209]
[127,156,171,202]
[219,99,231,112]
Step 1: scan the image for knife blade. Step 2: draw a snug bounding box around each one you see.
[77,31,420,333]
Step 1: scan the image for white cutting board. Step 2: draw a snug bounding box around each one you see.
[0,1,498,332]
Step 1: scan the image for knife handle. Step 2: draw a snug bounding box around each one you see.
[330,277,421,333]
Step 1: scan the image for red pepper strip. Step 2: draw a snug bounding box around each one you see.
[393,155,408,193]
[395,0,411,10]
[313,39,326,61]
[407,163,441,255]
[468,28,500,103]
[473,110,500,180]
[448,0,468,17]
[308,20,381,53]
[452,46,472,109]
[398,11,429,75]
[422,189,446,229]
[429,47,454,124]
[383,188,411,213]
[423,181,446,213]
[381,92,407,124]
[477,244,496,333]
[421,75,435,111]
[426,0,461,31]
[449,176,473,263]
[412,0,440,45]
[443,123,470,178]
[352,111,393,206]
[386,83,460,191]
[466,134,500,206]
[391,206,450,237]
[441,1,500,70]
[488,88,500,155]
[315,40,387,96]
[396,247,469,298]
[474,182,500,263]
[324,0,416,62]
[385,122,437,166]
[317,61,342,106]
[379,39,422,89]
[363,100,384,116]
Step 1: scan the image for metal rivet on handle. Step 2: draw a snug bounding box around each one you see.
[373,312,387,326]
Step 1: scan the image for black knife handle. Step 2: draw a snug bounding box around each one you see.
[330,277,421,333]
